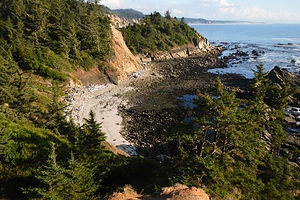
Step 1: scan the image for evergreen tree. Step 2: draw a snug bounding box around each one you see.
[165,10,171,19]
[79,110,106,151]
[176,77,266,198]
[27,143,98,200]
[0,47,36,119]
[174,66,298,199]
[248,65,291,155]
[121,11,199,55]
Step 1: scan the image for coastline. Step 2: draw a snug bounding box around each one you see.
[67,49,225,156]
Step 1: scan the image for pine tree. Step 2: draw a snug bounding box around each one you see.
[0,47,36,119]
[23,0,50,47]
[38,81,67,132]
[26,143,98,200]
[176,77,267,198]
[79,110,106,151]
[165,10,171,19]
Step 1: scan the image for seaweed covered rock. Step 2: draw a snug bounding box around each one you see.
[266,66,300,86]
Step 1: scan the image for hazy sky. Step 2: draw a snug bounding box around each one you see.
[101,0,300,23]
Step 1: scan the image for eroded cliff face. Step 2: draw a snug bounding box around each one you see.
[70,24,141,86]
[70,14,218,86]
[108,26,141,81]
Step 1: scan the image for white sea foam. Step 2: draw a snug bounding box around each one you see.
[292,56,300,64]
[272,38,300,43]
[208,67,255,79]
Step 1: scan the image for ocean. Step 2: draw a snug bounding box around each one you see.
[192,24,300,78]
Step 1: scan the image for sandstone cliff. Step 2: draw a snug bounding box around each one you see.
[108,26,141,81]
[70,14,218,86]
[70,25,141,86]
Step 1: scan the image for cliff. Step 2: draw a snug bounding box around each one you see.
[109,26,141,81]
[141,33,220,62]
[70,24,141,86]
[71,13,219,86]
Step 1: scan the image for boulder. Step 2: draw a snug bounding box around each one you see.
[161,184,210,200]
[252,50,259,56]
[105,184,210,200]
[236,50,248,57]
[105,185,141,200]
[266,66,299,86]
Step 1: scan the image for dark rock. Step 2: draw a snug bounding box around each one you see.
[236,50,248,57]
[266,66,300,87]
[252,50,259,56]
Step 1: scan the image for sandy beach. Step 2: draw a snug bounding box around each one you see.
[67,65,155,156]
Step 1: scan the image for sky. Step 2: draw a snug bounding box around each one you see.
[101,0,300,23]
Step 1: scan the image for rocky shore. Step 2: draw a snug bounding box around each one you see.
[68,49,224,156]
[68,41,300,161]
[119,52,300,160]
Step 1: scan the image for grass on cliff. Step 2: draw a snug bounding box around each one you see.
[120,11,199,55]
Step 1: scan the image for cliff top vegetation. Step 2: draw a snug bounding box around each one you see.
[120,11,200,55]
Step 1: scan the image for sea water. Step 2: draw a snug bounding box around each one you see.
[192,24,300,78]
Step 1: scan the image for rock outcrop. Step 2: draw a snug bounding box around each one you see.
[266,66,300,106]
[105,184,210,200]
[266,66,300,86]
[109,14,140,28]
[70,25,141,86]
[142,33,220,62]
[160,184,210,200]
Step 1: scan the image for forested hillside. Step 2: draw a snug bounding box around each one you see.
[121,11,200,55]
[1,1,299,200]
[112,9,144,20]
[0,0,112,82]
[0,1,145,199]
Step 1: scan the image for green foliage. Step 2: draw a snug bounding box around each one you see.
[78,110,106,152]
[26,144,98,200]
[0,47,37,118]
[0,117,69,176]
[0,0,113,81]
[121,11,199,55]
[174,65,298,199]
[112,9,144,20]
[0,1,170,199]
[259,155,294,200]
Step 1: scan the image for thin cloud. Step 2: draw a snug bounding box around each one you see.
[219,5,300,23]
[202,0,235,8]
[101,0,300,23]
[172,9,184,16]
[102,0,124,8]
[219,0,235,8]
